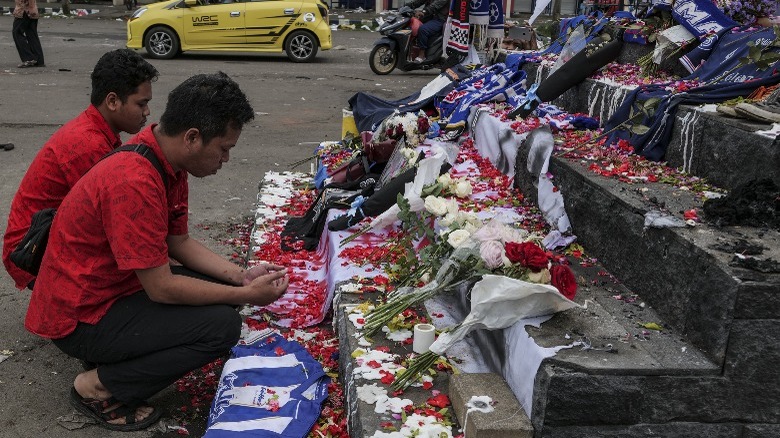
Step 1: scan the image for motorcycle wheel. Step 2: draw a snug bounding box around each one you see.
[369,44,397,75]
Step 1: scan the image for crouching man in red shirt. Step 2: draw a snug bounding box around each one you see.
[3,49,158,291]
[24,72,289,432]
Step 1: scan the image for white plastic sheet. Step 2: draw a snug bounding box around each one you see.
[429,274,581,355]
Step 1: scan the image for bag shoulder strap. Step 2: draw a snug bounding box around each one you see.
[103,143,168,187]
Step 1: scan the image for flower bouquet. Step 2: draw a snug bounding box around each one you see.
[718,0,777,26]
[392,273,581,391]
[362,215,576,340]
[362,239,484,338]
[338,143,459,246]
[373,110,432,148]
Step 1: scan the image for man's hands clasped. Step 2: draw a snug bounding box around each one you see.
[243,263,289,306]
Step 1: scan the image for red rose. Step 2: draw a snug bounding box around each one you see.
[550,265,577,300]
[505,241,548,272]
[504,241,524,263]
[417,116,430,134]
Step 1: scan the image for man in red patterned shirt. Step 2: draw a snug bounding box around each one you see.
[3,49,158,290]
[25,72,289,431]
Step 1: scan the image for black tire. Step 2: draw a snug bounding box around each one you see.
[144,26,180,60]
[369,44,396,75]
[284,30,318,63]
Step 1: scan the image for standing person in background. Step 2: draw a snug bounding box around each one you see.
[13,0,44,68]
[3,49,158,290]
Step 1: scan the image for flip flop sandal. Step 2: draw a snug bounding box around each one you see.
[69,387,162,432]
[1,143,14,151]
[17,61,36,68]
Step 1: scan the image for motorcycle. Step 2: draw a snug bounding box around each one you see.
[369,6,456,75]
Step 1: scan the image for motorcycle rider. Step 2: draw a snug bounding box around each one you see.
[406,0,449,62]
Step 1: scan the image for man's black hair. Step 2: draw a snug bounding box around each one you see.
[159,72,254,144]
[90,49,159,106]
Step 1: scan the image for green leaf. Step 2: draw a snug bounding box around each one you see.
[639,322,663,331]
[421,182,443,197]
[629,124,650,135]
[643,97,661,110]
[748,45,762,62]
[756,61,771,70]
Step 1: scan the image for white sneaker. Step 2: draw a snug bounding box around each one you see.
[414,57,424,63]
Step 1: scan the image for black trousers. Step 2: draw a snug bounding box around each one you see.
[12,14,44,65]
[52,267,241,407]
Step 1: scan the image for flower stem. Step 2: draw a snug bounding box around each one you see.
[391,351,441,391]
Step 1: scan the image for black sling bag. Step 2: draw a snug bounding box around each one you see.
[10,144,167,275]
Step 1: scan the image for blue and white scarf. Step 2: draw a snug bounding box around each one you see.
[205,334,329,437]
[652,0,737,38]
[605,26,780,162]
[445,0,504,57]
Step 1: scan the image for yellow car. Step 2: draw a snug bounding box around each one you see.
[127,0,332,62]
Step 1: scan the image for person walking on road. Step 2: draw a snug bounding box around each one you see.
[13,0,45,68]
[24,72,289,432]
[3,49,158,291]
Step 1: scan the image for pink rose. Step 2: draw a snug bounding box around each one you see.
[480,240,505,270]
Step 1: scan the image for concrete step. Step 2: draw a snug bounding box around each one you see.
[520,54,780,191]
[449,373,534,438]
[515,126,780,360]
[511,127,780,434]
[332,228,731,436]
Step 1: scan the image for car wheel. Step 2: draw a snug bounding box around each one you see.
[284,30,318,63]
[369,44,397,75]
[144,26,180,60]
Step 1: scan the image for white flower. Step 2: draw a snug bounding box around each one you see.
[437,173,453,187]
[453,179,473,198]
[464,212,482,229]
[445,198,460,215]
[500,226,529,244]
[472,220,504,242]
[424,196,449,217]
[462,221,479,235]
[447,229,472,248]
[440,212,457,227]
[527,268,551,284]
[401,147,418,161]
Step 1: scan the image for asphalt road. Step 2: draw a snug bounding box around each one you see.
[0,14,436,437]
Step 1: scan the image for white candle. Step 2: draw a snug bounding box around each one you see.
[413,323,436,354]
